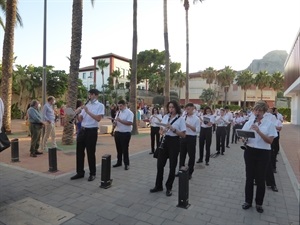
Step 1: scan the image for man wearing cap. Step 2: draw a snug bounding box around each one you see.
[70,89,105,181]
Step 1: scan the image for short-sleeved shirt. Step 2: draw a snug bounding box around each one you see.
[184,114,200,136]
[80,100,105,128]
[150,114,163,127]
[161,114,186,137]
[242,116,278,150]
[115,108,134,132]
[200,114,215,128]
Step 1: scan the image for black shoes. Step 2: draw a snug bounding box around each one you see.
[242,202,252,210]
[113,163,122,168]
[35,151,43,155]
[256,205,264,213]
[189,174,192,180]
[88,175,96,182]
[30,153,37,157]
[216,151,220,155]
[166,190,172,197]
[150,187,163,193]
[221,152,224,155]
[226,146,230,148]
[196,159,203,163]
[205,162,209,166]
[70,174,84,180]
[149,152,154,154]
[271,186,278,192]
[125,165,129,170]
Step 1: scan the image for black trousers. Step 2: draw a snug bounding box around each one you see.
[76,127,98,176]
[199,127,212,163]
[266,159,276,187]
[216,126,226,153]
[150,126,160,153]
[244,146,271,205]
[179,135,197,175]
[155,136,180,190]
[231,124,242,143]
[271,133,280,169]
[226,123,231,146]
[114,131,131,166]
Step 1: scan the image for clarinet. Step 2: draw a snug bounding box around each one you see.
[69,98,90,124]
[111,111,120,135]
[241,115,257,150]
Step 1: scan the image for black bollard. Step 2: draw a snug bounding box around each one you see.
[177,166,190,209]
[11,139,19,162]
[48,147,58,172]
[100,154,113,189]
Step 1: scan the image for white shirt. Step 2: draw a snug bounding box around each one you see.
[80,100,105,128]
[0,98,4,132]
[161,114,186,137]
[115,108,134,132]
[224,111,233,123]
[200,114,215,128]
[149,114,163,127]
[242,116,278,150]
[215,115,229,127]
[184,114,200,136]
[233,116,244,125]
[276,112,283,122]
[264,112,277,123]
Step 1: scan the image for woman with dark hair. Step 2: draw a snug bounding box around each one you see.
[150,100,186,197]
[241,100,277,213]
[197,106,215,165]
[149,107,162,154]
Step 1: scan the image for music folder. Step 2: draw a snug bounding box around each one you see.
[236,129,255,138]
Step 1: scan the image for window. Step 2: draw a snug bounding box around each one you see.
[89,72,93,78]
[122,69,125,77]
[82,73,86,79]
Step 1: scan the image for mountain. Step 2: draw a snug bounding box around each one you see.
[246,50,288,73]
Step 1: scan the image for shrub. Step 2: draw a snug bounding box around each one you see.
[278,108,291,122]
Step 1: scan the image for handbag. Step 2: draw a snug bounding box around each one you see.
[0,129,11,152]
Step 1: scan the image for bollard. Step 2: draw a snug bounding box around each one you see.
[48,147,58,172]
[100,154,113,189]
[177,166,190,209]
[11,139,19,162]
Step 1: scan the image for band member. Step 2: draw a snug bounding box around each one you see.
[271,112,282,173]
[112,100,134,170]
[70,89,105,181]
[149,107,162,154]
[178,103,200,179]
[150,100,186,197]
[215,108,229,155]
[232,111,244,144]
[197,106,215,165]
[224,106,233,148]
[241,100,277,213]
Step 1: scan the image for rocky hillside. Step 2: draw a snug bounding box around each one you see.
[246,50,288,73]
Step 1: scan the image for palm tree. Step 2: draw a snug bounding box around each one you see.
[216,66,236,106]
[130,0,138,135]
[0,0,23,30]
[111,69,121,103]
[235,70,254,109]
[1,0,17,133]
[97,59,109,103]
[254,70,271,100]
[163,0,170,105]
[270,71,284,104]
[200,88,215,107]
[62,0,94,145]
[202,67,217,88]
[182,0,203,104]
[172,70,186,100]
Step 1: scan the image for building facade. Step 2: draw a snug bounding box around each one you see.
[284,28,300,125]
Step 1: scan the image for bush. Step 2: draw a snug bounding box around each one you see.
[278,108,291,122]
[11,103,22,119]
[152,95,164,106]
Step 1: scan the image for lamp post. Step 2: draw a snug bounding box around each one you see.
[42,0,47,106]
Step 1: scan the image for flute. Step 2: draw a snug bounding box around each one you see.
[69,98,90,124]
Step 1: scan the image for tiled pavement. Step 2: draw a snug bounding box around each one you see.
[0,119,299,225]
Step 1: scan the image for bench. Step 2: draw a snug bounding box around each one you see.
[99,125,113,134]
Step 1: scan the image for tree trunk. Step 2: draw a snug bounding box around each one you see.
[224,90,228,106]
[243,89,246,110]
[130,0,138,135]
[185,8,189,104]
[163,0,170,106]
[260,89,263,100]
[62,0,83,145]
[1,0,17,134]
[102,70,105,103]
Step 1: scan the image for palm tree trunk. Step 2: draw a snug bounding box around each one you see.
[102,70,105,103]
[1,0,17,133]
[261,89,263,100]
[185,8,189,104]
[130,0,138,135]
[163,0,170,105]
[243,89,246,110]
[62,0,83,144]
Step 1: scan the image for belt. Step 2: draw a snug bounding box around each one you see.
[81,127,98,130]
[165,136,179,139]
[114,131,131,134]
[31,122,43,125]
[186,135,197,137]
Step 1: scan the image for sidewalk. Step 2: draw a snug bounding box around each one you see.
[0,119,299,225]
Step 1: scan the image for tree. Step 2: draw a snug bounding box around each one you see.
[235,70,254,110]
[254,70,271,100]
[182,0,203,104]
[216,66,236,106]
[62,0,94,145]
[202,67,217,88]
[110,69,121,103]
[200,88,215,107]
[171,70,185,100]
[163,0,170,105]
[46,69,68,98]
[1,0,17,133]
[97,59,109,103]
[0,0,23,30]
[130,0,138,135]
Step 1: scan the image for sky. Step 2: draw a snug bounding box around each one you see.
[0,0,299,73]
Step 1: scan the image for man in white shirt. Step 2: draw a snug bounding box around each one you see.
[112,100,134,170]
[71,89,105,182]
[224,106,233,148]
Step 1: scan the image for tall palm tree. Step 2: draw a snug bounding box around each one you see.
[254,70,271,100]
[130,0,138,135]
[202,67,217,88]
[235,70,254,110]
[270,71,284,104]
[163,0,170,105]
[0,0,23,30]
[182,0,203,104]
[172,70,186,100]
[216,66,236,106]
[111,69,121,103]
[1,0,17,133]
[97,59,109,103]
[62,0,94,145]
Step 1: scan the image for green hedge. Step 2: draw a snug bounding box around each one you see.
[278,108,291,122]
